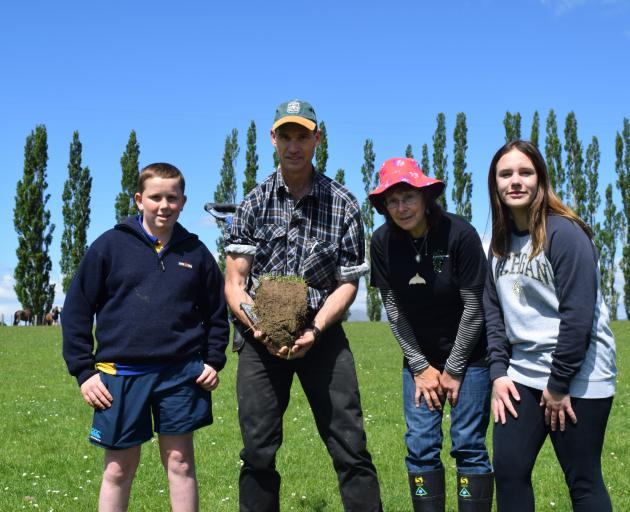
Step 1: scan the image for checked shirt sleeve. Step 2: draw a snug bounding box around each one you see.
[336,199,369,282]
[225,193,257,256]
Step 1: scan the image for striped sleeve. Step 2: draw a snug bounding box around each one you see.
[444,284,485,376]
[379,287,429,374]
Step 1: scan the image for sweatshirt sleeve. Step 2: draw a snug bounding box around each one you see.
[202,252,230,371]
[483,253,511,382]
[545,217,597,394]
[62,244,106,386]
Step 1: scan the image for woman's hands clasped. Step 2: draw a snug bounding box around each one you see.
[414,367,465,411]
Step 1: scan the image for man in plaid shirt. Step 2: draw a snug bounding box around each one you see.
[224,99,382,512]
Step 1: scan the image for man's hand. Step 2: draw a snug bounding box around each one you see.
[491,376,520,425]
[286,328,318,359]
[439,371,462,407]
[196,364,220,391]
[413,366,444,411]
[80,373,113,410]
[540,387,577,432]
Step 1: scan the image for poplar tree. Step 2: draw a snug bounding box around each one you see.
[115,130,140,222]
[432,113,448,210]
[598,185,621,319]
[421,143,431,176]
[616,118,630,317]
[214,129,239,271]
[545,110,565,199]
[405,144,414,158]
[13,125,55,324]
[584,136,600,228]
[503,111,522,142]
[531,111,540,148]
[315,121,328,174]
[452,113,472,221]
[564,112,586,219]
[335,168,346,185]
[60,131,92,293]
[360,139,381,321]
[243,121,258,196]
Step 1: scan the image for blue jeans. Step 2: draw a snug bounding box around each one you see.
[403,365,492,474]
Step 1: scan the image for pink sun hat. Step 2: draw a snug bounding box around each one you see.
[368,157,445,214]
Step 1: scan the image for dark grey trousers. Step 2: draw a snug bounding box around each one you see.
[236,323,382,512]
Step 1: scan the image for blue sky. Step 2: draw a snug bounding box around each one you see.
[1,0,629,322]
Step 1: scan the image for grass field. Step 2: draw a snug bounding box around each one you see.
[0,322,627,511]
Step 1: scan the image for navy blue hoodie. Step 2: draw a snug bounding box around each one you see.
[62,216,229,386]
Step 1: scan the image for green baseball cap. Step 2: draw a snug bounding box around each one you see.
[272,99,317,131]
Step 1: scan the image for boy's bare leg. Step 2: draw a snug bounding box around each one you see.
[159,433,199,512]
[99,446,141,512]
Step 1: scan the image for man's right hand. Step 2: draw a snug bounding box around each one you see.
[80,373,113,410]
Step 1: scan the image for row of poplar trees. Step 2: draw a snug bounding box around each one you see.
[12,113,630,324]
[360,111,630,322]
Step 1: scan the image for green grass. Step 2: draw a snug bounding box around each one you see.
[0,322,627,511]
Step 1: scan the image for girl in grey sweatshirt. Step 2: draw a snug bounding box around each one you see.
[484,140,616,512]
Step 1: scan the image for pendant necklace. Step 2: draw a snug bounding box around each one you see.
[408,232,428,286]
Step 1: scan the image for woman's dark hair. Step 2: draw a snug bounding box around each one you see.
[488,140,591,258]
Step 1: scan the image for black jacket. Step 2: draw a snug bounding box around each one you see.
[62,216,229,386]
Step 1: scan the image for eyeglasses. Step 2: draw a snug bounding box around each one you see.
[384,194,421,210]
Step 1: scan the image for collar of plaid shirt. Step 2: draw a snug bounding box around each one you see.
[240,167,363,311]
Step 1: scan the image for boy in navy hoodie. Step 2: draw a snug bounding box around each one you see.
[63,162,229,512]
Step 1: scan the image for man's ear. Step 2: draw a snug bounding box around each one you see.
[270,129,277,148]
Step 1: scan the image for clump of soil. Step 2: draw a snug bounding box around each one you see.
[254,276,310,349]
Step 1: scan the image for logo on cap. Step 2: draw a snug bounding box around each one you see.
[286,101,301,114]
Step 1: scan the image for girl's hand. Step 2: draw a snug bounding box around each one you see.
[492,376,520,424]
[413,366,444,411]
[540,387,577,432]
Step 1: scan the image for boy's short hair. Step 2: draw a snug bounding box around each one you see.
[137,163,186,194]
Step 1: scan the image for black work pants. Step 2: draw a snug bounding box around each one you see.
[236,323,382,512]
[493,382,613,512]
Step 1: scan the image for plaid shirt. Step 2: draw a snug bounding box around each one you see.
[225,168,368,310]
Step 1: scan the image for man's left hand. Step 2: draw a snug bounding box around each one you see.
[287,328,318,359]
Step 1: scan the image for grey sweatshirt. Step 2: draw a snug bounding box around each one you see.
[484,215,616,398]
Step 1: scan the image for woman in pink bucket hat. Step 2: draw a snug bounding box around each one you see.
[369,157,493,512]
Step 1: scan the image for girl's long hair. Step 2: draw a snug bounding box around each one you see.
[487,140,591,258]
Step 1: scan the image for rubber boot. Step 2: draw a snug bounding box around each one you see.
[408,468,445,512]
[457,472,494,512]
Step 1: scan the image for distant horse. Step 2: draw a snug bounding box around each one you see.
[13,309,33,326]
[44,306,62,326]
[52,306,62,325]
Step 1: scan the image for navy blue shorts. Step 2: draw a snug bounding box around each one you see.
[89,358,212,450]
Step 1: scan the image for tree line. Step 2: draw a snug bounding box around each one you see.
[12,113,630,323]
